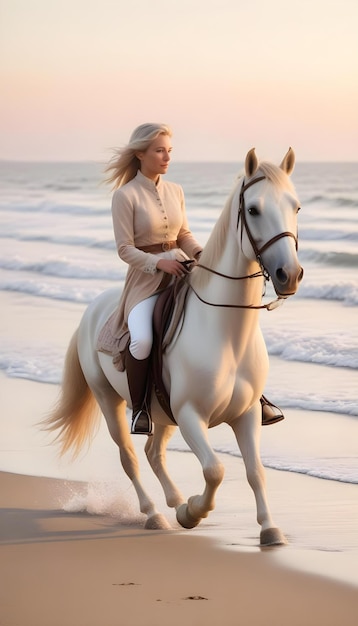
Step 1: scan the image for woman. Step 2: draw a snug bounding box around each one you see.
[105,123,202,435]
[105,123,284,435]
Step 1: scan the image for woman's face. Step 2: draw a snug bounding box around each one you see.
[137,134,172,180]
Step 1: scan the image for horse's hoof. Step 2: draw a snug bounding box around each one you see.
[260,527,287,547]
[176,503,201,529]
[145,514,171,530]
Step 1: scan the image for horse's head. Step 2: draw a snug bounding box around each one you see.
[237,147,304,298]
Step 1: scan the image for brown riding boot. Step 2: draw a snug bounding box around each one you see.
[125,348,153,435]
[260,395,285,426]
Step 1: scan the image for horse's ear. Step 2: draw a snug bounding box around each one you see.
[280,147,295,175]
[245,148,259,178]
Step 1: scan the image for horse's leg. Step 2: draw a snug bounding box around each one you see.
[93,382,171,530]
[232,406,287,546]
[175,407,225,528]
[144,423,185,509]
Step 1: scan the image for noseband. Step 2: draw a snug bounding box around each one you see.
[237,176,298,280]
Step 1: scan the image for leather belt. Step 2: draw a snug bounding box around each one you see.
[137,240,178,253]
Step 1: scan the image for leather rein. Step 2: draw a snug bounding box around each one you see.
[190,175,298,311]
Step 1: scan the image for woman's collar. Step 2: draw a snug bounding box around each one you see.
[135,169,162,190]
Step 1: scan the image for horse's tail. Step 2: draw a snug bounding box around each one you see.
[42,329,100,457]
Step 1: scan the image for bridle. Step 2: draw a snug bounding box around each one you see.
[237,176,298,281]
[189,175,298,311]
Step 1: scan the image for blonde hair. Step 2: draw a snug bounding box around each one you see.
[105,123,172,189]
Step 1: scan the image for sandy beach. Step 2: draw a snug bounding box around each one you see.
[1,467,358,626]
[1,342,358,626]
[1,372,358,626]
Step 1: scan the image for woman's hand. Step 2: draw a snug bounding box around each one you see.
[156,258,191,277]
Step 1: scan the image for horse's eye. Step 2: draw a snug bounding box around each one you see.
[296,206,301,214]
[247,206,259,216]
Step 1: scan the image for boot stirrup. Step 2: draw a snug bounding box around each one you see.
[131,409,153,435]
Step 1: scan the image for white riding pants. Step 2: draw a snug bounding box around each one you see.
[127,295,159,360]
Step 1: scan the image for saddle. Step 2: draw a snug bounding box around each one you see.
[96,275,191,421]
[148,278,190,424]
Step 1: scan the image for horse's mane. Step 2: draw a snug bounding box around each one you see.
[191,186,235,290]
[192,161,295,290]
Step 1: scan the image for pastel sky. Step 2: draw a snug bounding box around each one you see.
[1,0,357,162]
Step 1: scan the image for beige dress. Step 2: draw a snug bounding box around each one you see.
[107,170,202,367]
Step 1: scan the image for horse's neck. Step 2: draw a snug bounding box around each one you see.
[196,229,262,306]
[190,229,264,347]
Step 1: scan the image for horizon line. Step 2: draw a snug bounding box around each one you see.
[1,158,358,165]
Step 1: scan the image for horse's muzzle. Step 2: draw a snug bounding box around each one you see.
[273,264,304,297]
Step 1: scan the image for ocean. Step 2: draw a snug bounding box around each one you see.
[1,160,357,487]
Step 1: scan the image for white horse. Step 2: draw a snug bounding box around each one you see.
[45,148,303,546]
